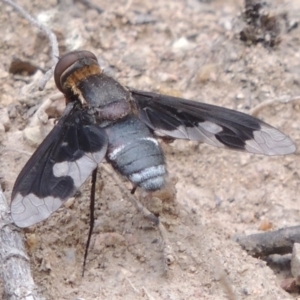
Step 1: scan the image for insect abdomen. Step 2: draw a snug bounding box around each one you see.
[105,116,166,191]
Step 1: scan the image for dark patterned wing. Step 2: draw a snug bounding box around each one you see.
[11,103,108,228]
[130,89,296,155]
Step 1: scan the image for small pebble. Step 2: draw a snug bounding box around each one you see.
[172,37,194,51]
[0,108,10,131]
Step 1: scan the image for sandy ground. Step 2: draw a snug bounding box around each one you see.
[1,0,300,299]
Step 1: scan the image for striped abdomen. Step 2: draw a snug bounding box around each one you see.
[105,115,166,191]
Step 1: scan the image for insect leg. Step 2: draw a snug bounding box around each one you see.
[82,167,98,277]
[101,164,158,225]
[101,164,176,269]
[130,185,137,195]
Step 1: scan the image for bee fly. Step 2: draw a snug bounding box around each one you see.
[11,50,295,237]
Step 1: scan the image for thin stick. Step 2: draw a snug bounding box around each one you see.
[0,188,43,299]
[2,0,59,90]
[74,0,103,14]
[0,147,32,156]
[125,276,139,293]
[250,95,300,117]
[28,93,63,127]
[235,225,300,257]
[142,287,156,300]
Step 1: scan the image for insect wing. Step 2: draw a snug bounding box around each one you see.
[11,103,108,228]
[130,89,296,155]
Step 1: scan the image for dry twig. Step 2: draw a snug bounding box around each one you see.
[74,0,103,14]
[0,1,60,298]
[3,0,59,90]
[0,188,43,300]
[250,95,300,117]
[235,225,300,257]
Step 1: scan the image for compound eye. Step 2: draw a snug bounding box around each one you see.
[54,50,98,92]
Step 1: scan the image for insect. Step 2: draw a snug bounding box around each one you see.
[11,50,296,228]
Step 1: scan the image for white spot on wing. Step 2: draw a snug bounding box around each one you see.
[245,125,296,155]
[11,147,108,228]
[72,154,96,187]
[154,124,225,148]
[11,193,63,228]
[53,161,69,177]
[154,131,167,137]
[186,126,224,147]
[53,146,107,188]
[244,140,263,154]
[154,120,295,155]
[199,121,223,134]
[92,150,107,162]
